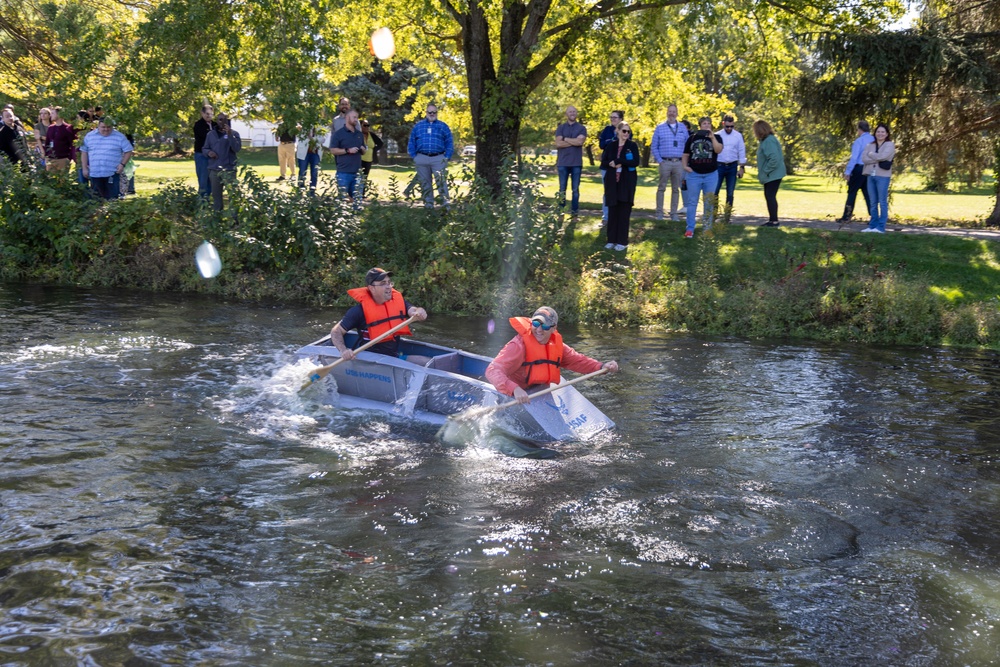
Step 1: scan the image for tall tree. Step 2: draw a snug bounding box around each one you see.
[801,0,1000,224]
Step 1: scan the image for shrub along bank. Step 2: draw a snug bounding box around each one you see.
[2,161,999,349]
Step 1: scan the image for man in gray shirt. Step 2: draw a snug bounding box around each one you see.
[555,106,587,215]
[330,109,367,206]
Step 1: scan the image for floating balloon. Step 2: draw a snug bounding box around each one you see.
[369,27,396,60]
[195,241,222,279]
[487,318,495,334]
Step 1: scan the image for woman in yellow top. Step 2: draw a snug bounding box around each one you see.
[360,119,383,200]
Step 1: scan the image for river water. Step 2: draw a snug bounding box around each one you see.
[2,283,999,666]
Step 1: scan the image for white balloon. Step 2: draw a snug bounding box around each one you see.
[371,27,395,60]
[195,241,222,279]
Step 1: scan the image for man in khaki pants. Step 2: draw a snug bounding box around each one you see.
[650,104,690,221]
[274,122,297,181]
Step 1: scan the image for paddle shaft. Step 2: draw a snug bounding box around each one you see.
[299,315,419,392]
[461,367,610,420]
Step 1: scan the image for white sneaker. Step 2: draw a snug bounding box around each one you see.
[860,227,884,233]
[614,244,627,251]
[604,243,614,249]
[678,206,687,214]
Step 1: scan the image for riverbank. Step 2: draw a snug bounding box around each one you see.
[2,161,999,349]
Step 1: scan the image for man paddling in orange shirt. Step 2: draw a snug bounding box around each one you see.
[485,306,619,404]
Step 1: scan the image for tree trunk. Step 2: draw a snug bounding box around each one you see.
[987,135,1000,228]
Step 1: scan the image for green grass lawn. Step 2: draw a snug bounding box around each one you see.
[133,148,995,225]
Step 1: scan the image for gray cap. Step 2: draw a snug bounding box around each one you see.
[531,306,558,328]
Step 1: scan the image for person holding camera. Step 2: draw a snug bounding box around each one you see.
[860,123,895,234]
[202,112,242,211]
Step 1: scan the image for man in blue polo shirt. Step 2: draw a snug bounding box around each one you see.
[79,119,134,200]
[837,120,873,223]
[407,103,454,209]
[651,104,689,221]
[330,109,366,206]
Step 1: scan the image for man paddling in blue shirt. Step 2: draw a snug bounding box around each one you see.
[330,267,429,364]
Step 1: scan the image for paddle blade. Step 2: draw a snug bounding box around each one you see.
[299,371,325,393]
[195,241,222,279]
[436,417,482,448]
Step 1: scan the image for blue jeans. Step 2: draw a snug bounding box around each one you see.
[298,153,320,192]
[557,165,582,213]
[867,175,890,231]
[90,174,120,200]
[685,170,719,233]
[714,162,739,206]
[194,152,211,198]
[336,171,360,206]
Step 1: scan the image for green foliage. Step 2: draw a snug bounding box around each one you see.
[0,162,97,269]
[4,158,1000,350]
[200,168,358,277]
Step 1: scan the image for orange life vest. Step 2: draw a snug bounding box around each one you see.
[347,287,412,342]
[509,316,563,386]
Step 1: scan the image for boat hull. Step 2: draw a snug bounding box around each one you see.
[295,335,614,442]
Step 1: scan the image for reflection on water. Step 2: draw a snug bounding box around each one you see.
[2,284,1000,665]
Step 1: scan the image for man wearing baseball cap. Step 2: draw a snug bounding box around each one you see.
[330,267,429,362]
[485,306,619,404]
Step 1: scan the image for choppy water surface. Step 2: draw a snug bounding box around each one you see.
[2,284,1000,666]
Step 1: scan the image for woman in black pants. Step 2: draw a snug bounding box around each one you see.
[600,122,641,251]
[752,120,786,227]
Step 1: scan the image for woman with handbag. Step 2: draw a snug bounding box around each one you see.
[600,122,641,251]
[861,123,895,234]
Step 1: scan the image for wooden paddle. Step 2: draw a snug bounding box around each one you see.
[456,367,610,422]
[436,367,611,448]
[298,315,418,392]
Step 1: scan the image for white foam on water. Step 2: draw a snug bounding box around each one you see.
[2,336,195,365]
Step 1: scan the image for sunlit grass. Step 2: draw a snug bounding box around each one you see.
[132,148,994,225]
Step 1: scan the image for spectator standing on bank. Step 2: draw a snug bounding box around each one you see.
[202,112,241,211]
[681,117,723,238]
[714,115,746,211]
[329,97,351,141]
[837,120,873,223]
[598,110,623,225]
[651,104,689,221]
[44,107,76,173]
[296,127,323,194]
[554,106,587,216]
[330,109,366,206]
[274,121,297,182]
[600,121,640,251]
[360,119,383,200]
[80,118,134,200]
[753,119,786,227]
[860,123,895,234]
[33,107,52,165]
[193,104,217,199]
[0,108,30,165]
[407,103,454,209]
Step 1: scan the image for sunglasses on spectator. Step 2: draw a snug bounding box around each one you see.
[531,319,554,331]
[724,125,734,129]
